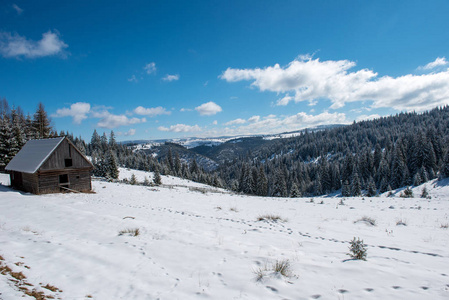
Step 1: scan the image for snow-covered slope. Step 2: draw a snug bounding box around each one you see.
[0,172,448,299]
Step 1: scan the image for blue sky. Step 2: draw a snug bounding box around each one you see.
[1,0,449,141]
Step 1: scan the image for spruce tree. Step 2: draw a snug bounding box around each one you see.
[33,102,52,139]
[153,169,162,185]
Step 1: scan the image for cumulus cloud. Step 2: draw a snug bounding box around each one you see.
[134,106,171,117]
[221,56,449,112]
[144,62,156,74]
[418,57,448,70]
[216,111,348,136]
[355,114,381,122]
[276,94,293,106]
[225,118,246,125]
[158,124,202,133]
[248,115,260,123]
[195,101,222,116]
[12,4,23,15]
[97,112,146,129]
[52,102,91,124]
[127,75,138,83]
[162,74,179,81]
[0,30,68,58]
[124,129,136,136]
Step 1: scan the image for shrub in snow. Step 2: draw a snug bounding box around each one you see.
[441,223,449,229]
[421,186,429,198]
[129,174,138,185]
[355,216,376,226]
[153,170,162,186]
[400,187,414,198]
[253,259,293,282]
[396,219,407,226]
[347,237,367,260]
[257,214,286,223]
[118,228,140,237]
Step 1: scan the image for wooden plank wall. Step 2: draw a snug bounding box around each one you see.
[22,172,39,194]
[38,169,92,194]
[40,139,91,171]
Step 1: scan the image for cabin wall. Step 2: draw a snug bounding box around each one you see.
[40,139,91,171]
[22,172,39,194]
[37,169,92,194]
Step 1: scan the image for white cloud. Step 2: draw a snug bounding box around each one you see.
[212,120,218,125]
[124,129,136,136]
[12,4,23,15]
[225,118,246,125]
[144,62,156,74]
[158,124,202,133]
[97,112,146,129]
[276,94,293,106]
[195,101,222,116]
[419,57,448,70]
[248,115,260,123]
[162,74,179,81]
[221,56,449,112]
[127,75,138,83]
[134,106,171,117]
[180,108,192,112]
[208,111,348,137]
[52,102,91,124]
[355,114,381,122]
[0,30,68,58]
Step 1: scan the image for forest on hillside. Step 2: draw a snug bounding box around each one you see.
[1,96,449,197]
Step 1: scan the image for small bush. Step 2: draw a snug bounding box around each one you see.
[339,199,345,206]
[118,228,140,237]
[257,214,286,223]
[400,187,414,198]
[347,237,367,260]
[272,259,292,277]
[355,216,376,226]
[441,223,449,229]
[396,219,407,226]
[129,174,138,185]
[253,259,293,282]
[229,207,239,212]
[421,186,429,198]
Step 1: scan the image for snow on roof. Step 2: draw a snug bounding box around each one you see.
[5,137,65,173]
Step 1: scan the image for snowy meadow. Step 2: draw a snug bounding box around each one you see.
[1,169,448,299]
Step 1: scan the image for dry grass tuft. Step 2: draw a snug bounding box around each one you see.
[354,216,376,226]
[118,228,140,236]
[257,214,287,223]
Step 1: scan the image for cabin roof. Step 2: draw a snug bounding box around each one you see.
[5,137,66,173]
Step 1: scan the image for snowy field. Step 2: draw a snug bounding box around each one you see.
[0,169,448,299]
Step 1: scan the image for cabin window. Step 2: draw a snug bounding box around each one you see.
[65,159,73,167]
[59,174,69,184]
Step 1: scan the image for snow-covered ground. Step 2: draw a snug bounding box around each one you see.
[0,170,448,299]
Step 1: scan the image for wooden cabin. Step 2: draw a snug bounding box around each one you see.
[5,137,93,194]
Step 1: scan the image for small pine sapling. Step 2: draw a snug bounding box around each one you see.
[421,186,429,198]
[347,237,367,260]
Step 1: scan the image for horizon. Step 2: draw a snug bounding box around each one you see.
[2,0,449,141]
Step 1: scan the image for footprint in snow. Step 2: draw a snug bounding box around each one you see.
[311,295,321,299]
[266,286,278,293]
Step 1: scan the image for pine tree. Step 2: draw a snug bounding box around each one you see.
[257,165,268,196]
[366,176,377,197]
[33,102,52,139]
[153,169,162,185]
[290,182,300,197]
[90,130,101,154]
[440,151,449,178]
[106,150,119,180]
[129,173,137,185]
[272,168,287,197]
[109,131,117,151]
[351,171,362,196]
